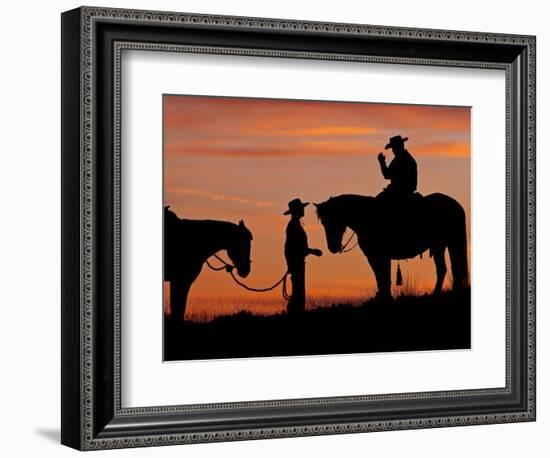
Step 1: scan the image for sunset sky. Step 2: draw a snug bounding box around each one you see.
[163,95,471,320]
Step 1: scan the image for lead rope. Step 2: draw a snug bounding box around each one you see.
[205,254,291,299]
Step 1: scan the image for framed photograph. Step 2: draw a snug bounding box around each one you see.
[61,6,536,450]
[162,95,472,361]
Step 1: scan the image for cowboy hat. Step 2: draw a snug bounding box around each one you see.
[284,198,309,215]
[385,135,409,150]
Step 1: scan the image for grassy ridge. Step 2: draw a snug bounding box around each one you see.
[164,289,470,361]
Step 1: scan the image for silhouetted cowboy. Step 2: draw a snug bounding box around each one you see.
[376,136,423,266]
[284,198,322,316]
[377,135,417,194]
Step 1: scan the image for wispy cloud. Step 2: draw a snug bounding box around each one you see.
[165,187,275,208]
[164,95,470,159]
[264,126,380,137]
[415,141,471,157]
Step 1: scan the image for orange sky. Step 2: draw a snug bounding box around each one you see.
[163,95,471,320]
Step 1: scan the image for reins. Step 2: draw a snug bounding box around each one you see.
[337,231,401,286]
[204,254,230,271]
[339,231,358,253]
[205,254,291,300]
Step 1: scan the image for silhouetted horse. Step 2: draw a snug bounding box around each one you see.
[164,207,252,320]
[315,194,468,298]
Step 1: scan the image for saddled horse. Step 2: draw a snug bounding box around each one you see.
[164,207,252,320]
[314,194,468,298]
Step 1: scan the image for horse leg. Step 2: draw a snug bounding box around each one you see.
[169,280,191,321]
[432,248,447,294]
[449,237,469,291]
[368,255,391,299]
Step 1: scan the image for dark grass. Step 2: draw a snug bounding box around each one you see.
[163,289,470,361]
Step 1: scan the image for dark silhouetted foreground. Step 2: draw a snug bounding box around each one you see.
[164,289,470,361]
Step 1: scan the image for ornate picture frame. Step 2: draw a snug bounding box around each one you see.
[61,6,536,450]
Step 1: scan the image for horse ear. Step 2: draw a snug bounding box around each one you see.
[238,220,253,240]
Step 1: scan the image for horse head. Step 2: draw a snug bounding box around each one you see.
[314,198,348,254]
[227,220,253,278]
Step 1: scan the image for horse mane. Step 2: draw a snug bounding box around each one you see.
[179,218,252,240]
[316,194,374,219]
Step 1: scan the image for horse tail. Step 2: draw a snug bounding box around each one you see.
[448,205,469,290]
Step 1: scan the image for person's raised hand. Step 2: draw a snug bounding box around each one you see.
[311,248,323,257]
[377,152,386,164]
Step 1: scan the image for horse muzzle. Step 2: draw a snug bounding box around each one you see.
[237,266,251,278]
[328,244,342,254]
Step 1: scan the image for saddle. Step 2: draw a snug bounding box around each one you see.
[375,190,423,211]
[374,191,426,257]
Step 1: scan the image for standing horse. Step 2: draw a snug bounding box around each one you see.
[314,194,468,298]
[164,207,252,320]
